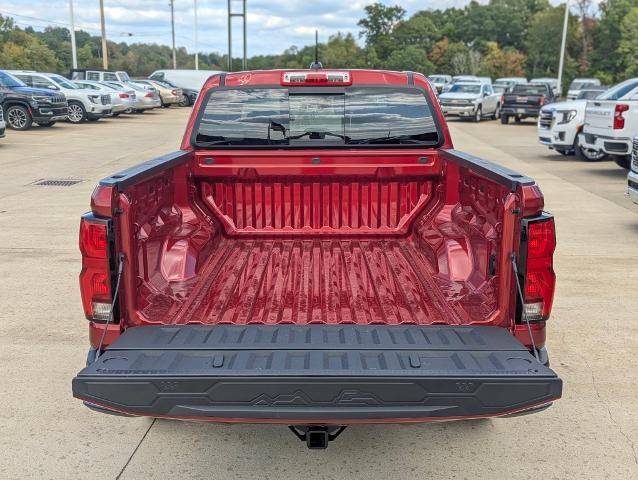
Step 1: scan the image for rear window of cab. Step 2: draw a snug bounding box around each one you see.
[193,86,440,148]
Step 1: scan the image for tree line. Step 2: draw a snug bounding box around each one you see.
[2,0,638,88]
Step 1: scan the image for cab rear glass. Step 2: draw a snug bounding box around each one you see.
[193,86,440,148]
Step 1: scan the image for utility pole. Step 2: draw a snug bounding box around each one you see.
[68,0,77,68]
[557,0,570,97]
[170,0,177,69]
[194,0,199,70]
[99,0,108,69]
[227,0,247,71]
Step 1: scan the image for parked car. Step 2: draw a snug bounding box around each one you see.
[442,75,478,92]
[537,88,607,160]
[501,83,555,124]
[148,69,219,92]
[160,78,197,106]
[493,83,513,95]
[0,103,5,138]
[10,70,112,123]
[439,81,501,121]
[496,77,527,86]
[72,80,132,116]
[70,69,131,83]
[72,70,561,449]
[427,74,452,93]
[578,78,638,168]
[566,78,601,100]
[0,70,68,130]
[103,81,161,112]
[132,79,182,107]
[627,135,638,203]
[531,77,560,97]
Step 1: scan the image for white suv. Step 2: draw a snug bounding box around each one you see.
[10,71,112,123]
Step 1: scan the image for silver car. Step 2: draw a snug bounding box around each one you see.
[104,81,161,112]
[72,80,133,115]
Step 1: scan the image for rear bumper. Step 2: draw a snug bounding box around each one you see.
[579,133,632,155]
[73,325,562,424]
[502,106,541,117]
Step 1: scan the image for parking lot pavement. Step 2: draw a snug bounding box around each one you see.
[1,111,637,479]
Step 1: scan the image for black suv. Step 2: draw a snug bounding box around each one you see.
[0,70,69,130]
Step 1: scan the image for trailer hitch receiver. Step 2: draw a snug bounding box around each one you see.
[288,425,347,449]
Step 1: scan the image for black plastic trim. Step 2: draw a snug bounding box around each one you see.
[98,150,191,192]
[73,325,561,421]
[440,149,535,191]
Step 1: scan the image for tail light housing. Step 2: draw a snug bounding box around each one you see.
[79,214,113,322]
[119,93,129,99]
[500,95,504,105]
[171,89,178,95]
[539,95,545,106]
[614,104,629,130]
[144,92,153,98]
[521,215,556,322]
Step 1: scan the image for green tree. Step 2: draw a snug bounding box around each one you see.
[384,46,434,75]
[592,0,638,79]
[618,7,638,76]
[358,3,406,45]
[526,5,579,82]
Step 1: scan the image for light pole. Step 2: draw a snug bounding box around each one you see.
[170,0,177,69]
[194,0,199,70]
[68,0,77,69]
[557,1,570,97]
[99,0,108,69]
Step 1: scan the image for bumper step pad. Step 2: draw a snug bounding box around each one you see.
[72,325,562,422]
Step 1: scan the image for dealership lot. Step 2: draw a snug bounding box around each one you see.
[1,110,637,479]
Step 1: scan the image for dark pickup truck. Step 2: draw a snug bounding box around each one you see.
[72,69,561,449]
[501,83,555,124]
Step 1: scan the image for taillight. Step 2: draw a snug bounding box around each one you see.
[614,104,629,129]
[145,92,153,98]
[522,216,556,322]
[500,95,504,105]
[539,95,545,106]
[171,89,177,95]
[119,93,129,99]
[79,215,112,322]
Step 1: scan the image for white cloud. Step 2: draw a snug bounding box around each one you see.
[0,0,587,57]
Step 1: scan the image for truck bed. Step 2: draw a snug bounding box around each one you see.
[141,236,495,326]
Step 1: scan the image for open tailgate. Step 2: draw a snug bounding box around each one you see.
[73,325,561,422]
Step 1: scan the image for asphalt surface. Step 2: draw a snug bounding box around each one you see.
[1,109,637,479]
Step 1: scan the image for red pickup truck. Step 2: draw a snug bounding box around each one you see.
[72,69,561,449]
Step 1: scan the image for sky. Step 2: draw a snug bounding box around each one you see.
[0,0,480,56]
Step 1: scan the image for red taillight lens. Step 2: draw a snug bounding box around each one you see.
[500,95,504,105]
[614,104,629,129]
[171,89,177,95]
[79,216,112,321]
[80,220,107,259]
[523,217,556,321]
[145,92,153,98]
[539,95,545,105]
[119,93,129,99]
